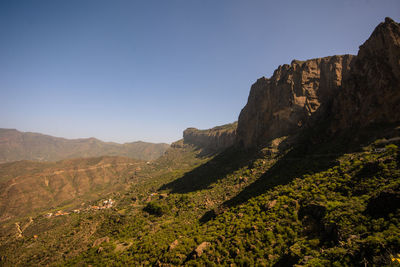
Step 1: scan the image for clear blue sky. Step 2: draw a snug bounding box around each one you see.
[0,0,399,143]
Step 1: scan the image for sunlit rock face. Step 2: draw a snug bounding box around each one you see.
[237,55,354,148]
[182,123,237,153]
[237,17,400,148]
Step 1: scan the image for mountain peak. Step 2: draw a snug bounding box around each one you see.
[358,16,400,57]
[237,18,400,148]
[331,17,400,131]
[385,16,395,24]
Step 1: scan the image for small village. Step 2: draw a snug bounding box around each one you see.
[45,198,115,218]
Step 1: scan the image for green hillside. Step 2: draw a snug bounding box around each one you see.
[1,126,399,266]
[1,17,399,267]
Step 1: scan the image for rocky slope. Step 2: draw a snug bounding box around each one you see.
[0,128,169,163]
[182,122,237,153]
[237,17,400,148]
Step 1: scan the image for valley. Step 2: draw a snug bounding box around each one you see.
[0,17,399,266]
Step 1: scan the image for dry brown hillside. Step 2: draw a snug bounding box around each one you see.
[0,128,169,163]
[0,156,145,222]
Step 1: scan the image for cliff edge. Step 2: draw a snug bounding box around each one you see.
[237,17,400,148]
[332,17,400,131]
[182,122,237,153]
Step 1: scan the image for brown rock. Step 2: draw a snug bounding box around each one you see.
[168,239,179,251]
[237,55,354,148]
[236,17,400,148]
[265,199,277,210]
[332,17,400,131]
[183,122,237,153]
[191,241,211,258]
[92,236,110,247]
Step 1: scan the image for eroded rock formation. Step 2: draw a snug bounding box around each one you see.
[332,17,400,131]
[237,55,354,147]
[237,17,400,148]
[182,122,237,153]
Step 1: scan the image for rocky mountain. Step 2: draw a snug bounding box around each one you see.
[0,18,399,267]
[181,122,237,153]
[0,128,169,163]
[237,17,400,148]
[332,17,400,131]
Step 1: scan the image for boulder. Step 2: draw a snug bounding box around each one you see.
[190,241,211,259]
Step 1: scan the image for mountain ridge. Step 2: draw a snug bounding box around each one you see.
[0,128,169,163]
[237,17,400,149]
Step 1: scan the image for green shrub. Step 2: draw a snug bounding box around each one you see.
[143,202,168,216]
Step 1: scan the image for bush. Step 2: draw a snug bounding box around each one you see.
[143,201,168,216]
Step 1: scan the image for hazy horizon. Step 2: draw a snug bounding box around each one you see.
[0,127,172,144]
[1,0,399,143]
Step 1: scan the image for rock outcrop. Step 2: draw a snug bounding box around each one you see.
[237,55,354,148]
[182,122,237,153]
[237,17,400,148]
[331,17,400,131]
[189,241,211,259]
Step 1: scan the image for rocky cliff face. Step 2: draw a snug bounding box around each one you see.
[237,17,400,148]
[332,17,400,131]
[182,122,237,153]
[237,55,354,147]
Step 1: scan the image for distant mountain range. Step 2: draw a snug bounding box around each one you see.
[0,128,169,163]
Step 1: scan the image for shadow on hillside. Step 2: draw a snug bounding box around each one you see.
[221,141,344,209]
[163,123,399,223]
[197,137,351,223]
[159,146,257,194]
[221,123,400,210]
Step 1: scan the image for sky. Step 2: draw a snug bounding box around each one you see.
[0,0,399,144]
